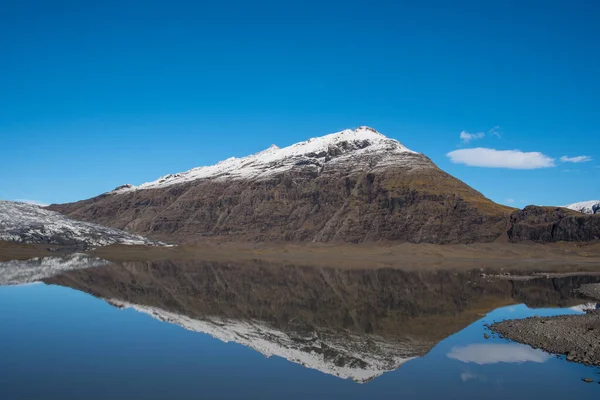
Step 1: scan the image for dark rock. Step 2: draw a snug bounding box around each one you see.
[508,206,600,243]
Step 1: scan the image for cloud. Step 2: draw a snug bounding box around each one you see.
[14,199,49,207]
[560,155,592,163]
[447,148,555,169]
[447,343,551,365]
[505,198,515,204]
[460,130,485,143]
[488,126,502,138]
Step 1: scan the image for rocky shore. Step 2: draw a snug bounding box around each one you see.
[578,283,600,301]
[490,283,600,367]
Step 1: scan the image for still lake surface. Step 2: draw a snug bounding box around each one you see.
[1,255,599,399]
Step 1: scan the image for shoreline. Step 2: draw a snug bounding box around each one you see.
[2,240,600,272]
[490,283,600,367]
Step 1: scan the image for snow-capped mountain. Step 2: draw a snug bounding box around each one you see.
[0,200,164,248]
[110,299,418,383]
[565,200,600,214]
[110,126,422,192]
[0,254,109,286]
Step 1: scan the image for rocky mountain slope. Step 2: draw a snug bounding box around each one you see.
[565,200,600,215]
[0,200,163,249]
[48,127,600,244]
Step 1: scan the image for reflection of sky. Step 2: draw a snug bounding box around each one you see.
[447,343,550,365]
[1,285,600,400]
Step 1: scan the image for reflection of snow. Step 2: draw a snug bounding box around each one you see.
[569,303,599,313]
[110,299,418,383]
[447,343,550,365]
[0,254,109,285]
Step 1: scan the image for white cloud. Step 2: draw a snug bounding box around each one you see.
[560,155,592,163]
[447,148,555,169]
[505,198,515,204]
[460,130,485,143]
[447,343,550,365]
[488,126,502,138]
[14,199,49,207]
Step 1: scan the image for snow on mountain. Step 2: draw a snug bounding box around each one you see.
[110,126,422,193]
[564,200,600,214]
[0,254,109,286]
[110,299,418,383]
[0,200,165,248]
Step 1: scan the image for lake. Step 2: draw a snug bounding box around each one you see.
[1,255,599,399]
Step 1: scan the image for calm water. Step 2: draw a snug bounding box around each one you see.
[1,255,599,399]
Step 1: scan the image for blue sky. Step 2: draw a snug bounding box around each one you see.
[1,0,598,207]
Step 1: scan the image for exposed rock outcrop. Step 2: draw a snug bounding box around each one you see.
[508,206,600,243]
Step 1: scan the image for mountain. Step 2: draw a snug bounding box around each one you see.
[49,127,514,244]
[565,200,600,215]
[48,127,600,245]
[0,200,163,249]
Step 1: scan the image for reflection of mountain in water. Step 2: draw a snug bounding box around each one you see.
[0,254,109,286]
[44,260,600,382]
[109,298,417,382]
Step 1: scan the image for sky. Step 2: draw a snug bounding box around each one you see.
[1,0,598,207]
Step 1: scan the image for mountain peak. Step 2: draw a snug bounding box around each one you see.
[109,127,419,193]
[325,126,386,142]
[356,126,383,134]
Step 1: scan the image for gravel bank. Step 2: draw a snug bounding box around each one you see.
[578,283,600,301]
[490,283,600,366]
